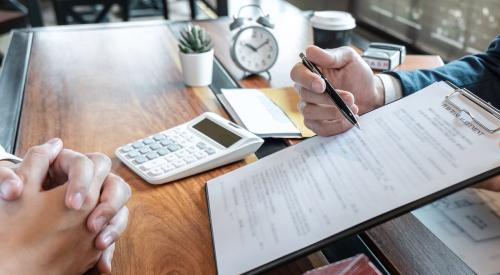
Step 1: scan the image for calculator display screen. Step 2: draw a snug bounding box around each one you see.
[192,118,241,148]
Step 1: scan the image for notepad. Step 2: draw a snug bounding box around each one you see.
[207,82,500,275]
[219,88,315,138]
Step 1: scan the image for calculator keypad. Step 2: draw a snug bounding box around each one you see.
[120,129,218,179]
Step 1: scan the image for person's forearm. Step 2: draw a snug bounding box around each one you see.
[382,36,500,106]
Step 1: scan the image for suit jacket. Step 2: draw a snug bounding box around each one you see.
[385,35,500,108]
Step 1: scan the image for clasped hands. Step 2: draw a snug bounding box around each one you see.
[0,138,131,274]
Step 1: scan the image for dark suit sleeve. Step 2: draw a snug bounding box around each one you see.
[383,36,500,107]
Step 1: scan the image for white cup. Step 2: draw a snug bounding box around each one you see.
[310,11,356,49]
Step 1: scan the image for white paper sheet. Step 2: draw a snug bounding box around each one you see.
[221,89,300,137]
[208,82,500,275]
[413,188,500,275]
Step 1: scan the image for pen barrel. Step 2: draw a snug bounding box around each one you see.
[324,82,357,124]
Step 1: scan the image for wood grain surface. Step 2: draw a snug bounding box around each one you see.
[363,215,473,275]
[12,6,472,274]
[15,24,312,274]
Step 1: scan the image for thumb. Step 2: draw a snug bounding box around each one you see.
[16,138,63,192]
[306,45,358,69]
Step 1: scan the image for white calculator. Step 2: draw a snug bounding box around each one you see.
[116,112,264,184]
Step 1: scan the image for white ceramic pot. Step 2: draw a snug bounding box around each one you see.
[179,48,214,87]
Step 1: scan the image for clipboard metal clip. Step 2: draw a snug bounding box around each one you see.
[444,84,500,134]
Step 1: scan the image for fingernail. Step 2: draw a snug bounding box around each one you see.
[47,138,61,146]
[94,216,107,232]
[107,250,114,271]
[102,232,114,247]
[107,262,112,274]
[0,179,16,198]
[70,192,84,210]
[293,84,301,92]
[312,79,324,92]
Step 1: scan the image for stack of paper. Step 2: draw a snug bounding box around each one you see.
[219,88,315,138]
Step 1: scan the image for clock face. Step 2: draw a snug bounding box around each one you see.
[232,26,279,73]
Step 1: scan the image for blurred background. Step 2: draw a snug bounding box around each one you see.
[291,0,500,60]
[0,0,499,63]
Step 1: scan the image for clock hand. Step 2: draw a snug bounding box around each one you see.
[255,39,270,50]
[244,43,258,52]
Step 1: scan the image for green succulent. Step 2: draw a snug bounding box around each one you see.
[178,25,213,54]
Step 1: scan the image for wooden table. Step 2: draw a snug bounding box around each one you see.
[0,14,475,275]
[0,21,313,275]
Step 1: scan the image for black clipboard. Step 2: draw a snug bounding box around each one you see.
[205,81,500,275]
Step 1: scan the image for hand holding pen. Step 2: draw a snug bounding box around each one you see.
[291,46,384,136]
[299,52,360,129]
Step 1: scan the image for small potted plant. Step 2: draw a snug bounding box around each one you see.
[178,25,214,87]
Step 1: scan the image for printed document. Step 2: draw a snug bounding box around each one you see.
[413,188,500,275]
[207,82,500,275]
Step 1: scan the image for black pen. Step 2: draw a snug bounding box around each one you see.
[299,52,360,129]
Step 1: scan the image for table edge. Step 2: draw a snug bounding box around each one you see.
[0,30,32,153]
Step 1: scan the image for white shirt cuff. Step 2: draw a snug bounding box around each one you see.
[377,74,403,104]
[0,145,22,163]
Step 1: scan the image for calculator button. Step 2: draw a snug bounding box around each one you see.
[157,148,169,156]
[120,145,133,153]
[179,141,189,147]
[165,154,177,162]
[186,146,197,153]
[143,138,154,145]
[176,150,188,158]
[146,152,159,160]
[196,142,207,149]
[134,156,147,164]
[153,134,166,141]
[132,141,145,149]
[127,151,139,158]
[141,158,166,171]
[150,143,161,151]
[160,140,172,146]
[162,164,174,172]
[194,151,207,159]
[148,168,163,177]
[183,155,196,164]
[167,144,180,152]
[205,147,216,155]
[140,161,155,171]
[173,159,185,168]
[139,147,151,154]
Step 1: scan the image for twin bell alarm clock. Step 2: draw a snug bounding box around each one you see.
[229,4,279,79]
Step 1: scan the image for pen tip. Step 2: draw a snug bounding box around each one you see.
[355,123,361,130]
